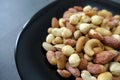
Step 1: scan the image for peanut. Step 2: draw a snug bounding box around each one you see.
[64,39,76,47]
[78,58,88,70]
[51,17,59,28]
[57,69,71,78]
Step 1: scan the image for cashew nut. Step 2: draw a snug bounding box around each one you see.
[81,70,97,80]
[76,36,89,52]
[84,39,104,56]
[42,42,56,51]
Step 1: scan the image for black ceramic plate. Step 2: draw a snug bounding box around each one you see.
[15,0,120,80]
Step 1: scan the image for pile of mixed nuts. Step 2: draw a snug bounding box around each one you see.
[42,5,120,80]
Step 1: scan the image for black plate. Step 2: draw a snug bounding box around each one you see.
[15,0,120,80]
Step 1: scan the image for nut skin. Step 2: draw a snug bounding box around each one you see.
[76,36,89,52]
[88,29,104,41]
[112,76,120,80]
[66,22,75,33]
[55,51,66,69]
[93,51,116,64]
[87,64,106,74]
[63,11,73,21]
[51,17,59,28]
[78,58,88,70]
[66,62,80,77]
[57,69,72,78]
[64,39,76,47]
[114,52,120,62]
[73,6,83,11]
[46,51,57,65]
[102,36,120,50]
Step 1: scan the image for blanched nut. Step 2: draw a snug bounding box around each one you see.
[113,26,120,34]
[113,15,120,20]
[97,72,112,80]
[84,39,104,57]
[91,15,103,25]
[76,36,89,52]
[102,36,120,49]
[109,62,120,76]
[57,69,72,78]
[98,9,113,18]
[78,58,88,70]
[64,39,76,47]
[79,23,92,34]
[46,34,55,43]
[55,51,66,69]
[112,34,120,42]
[66,22,75,33]
[52,37,63,44]
[84,54,93,61]
[46,51,57,65]
[48,28,53,33]
[74,30,82,40]
[59,18,65,27]
[80,15,91,23]
[61,28,72,38]
[81,70,97,80]
[95,27,112,36]
[51,17,59,28]
[69,14,80,25]
[87,64,106,74]
[93,51,117,64]
[88,29,104,41]
[42,42,56,51]
[52,28,62,37]
[66,62,80,77]
[83,5,92,12]
[68,54,80,67]
[62,45,75,56]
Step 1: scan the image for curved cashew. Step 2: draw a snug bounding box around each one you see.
[76,36,89,52]
[84,39,104,56]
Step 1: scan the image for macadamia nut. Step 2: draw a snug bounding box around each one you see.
[83,5,92,12]
[69,14,80,25]
[61,28,72,38]
[79,23,91,34]
[46,34,55,43]
[62,45,75,56]
[68,54,80,67]
[52,28,62,37]
[91,15,103,25]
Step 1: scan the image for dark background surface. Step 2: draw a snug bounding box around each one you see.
[0,0,120,80]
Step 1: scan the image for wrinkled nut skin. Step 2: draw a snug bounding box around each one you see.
[84,39,104,57]
[64,39,76,47]
[46,51,57,65]
[88,29,104,41]
[57,69,72,78]
[75,77,83,80]
[97,72,112,80]
[66,62,80,77]
[55,51,66,69]
[112,76,120,80]
[66,22,75,33]
[114,52,120,62]
[78,58,88,70]
[87,64,106,74]
[76,36,89,52]
[102,36,120,49]
[93,51,116,64]
[51,17,59,28]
